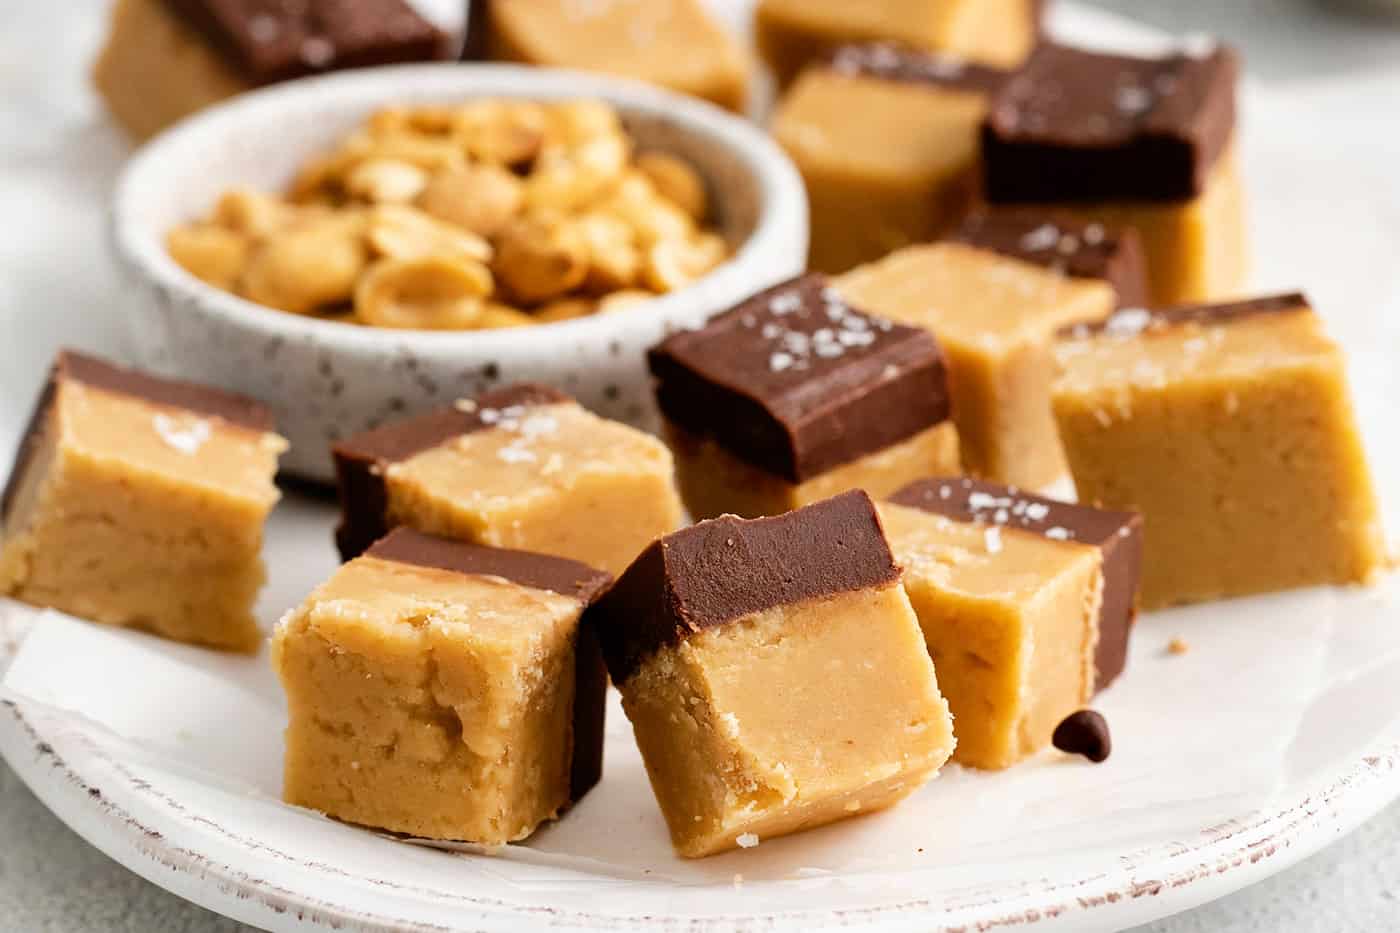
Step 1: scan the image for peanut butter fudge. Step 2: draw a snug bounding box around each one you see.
[889,477,1143,691]
[334,384,683,574]
[1053,295,1387,608]
[951,210,1149,309]
[273,527,609,842]
[0,351,285,651]
[476,0,752,113]
[837,243,1114,487]
[649,275,960,521]
[877,488,1103,770]
[590,491,955,858]
[585,490,957,851]
[772,44,1007,274]
[982,42,1246,305]
[756,0,1043,88]
[93,0,450,140]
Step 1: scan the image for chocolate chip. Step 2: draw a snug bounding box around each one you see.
[1053,710,1111,762]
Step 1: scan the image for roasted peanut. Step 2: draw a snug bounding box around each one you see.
[354,256,492,330]
[476,303,537,329]
[366,205,493,264]
[240,227,367,314]
[456,100,548,167]
[636,151,708,221]
[417,165,523,237]
[597,289,655,314]
[575,212,640,293]
[367,105,459,137]
[534,298,597,323]
[550,99,622,146]
[493,214,589,304]
[344,158,429,204]
[166,225,249,291]
[640,232,727,293]
[213,188,295,239]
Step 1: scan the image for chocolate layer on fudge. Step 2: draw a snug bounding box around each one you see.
[2,350,274,525]
[367,525,611,799]
[1059,292,1309,341]
[891,477,1143,689]
[951,210,1149,308]
[982,42,1239,203]
[591,489,900,683]
[648,274,952,484]
[161,0,447,85]
[824,42,1009,93]
[332,383,571,561]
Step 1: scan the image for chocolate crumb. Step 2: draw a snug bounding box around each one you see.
[1053,710,1111,762]
[1167,637,1190,656]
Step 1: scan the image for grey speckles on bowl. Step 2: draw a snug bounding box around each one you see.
[113,64,807,481]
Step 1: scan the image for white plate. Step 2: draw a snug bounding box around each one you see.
[3,3,1400,932]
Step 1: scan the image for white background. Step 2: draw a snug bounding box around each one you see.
[3,1,1400,930]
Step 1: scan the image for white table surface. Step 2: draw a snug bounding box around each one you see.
[4,1,1400,930]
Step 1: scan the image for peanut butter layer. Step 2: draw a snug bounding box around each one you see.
[334,384,683,575]
[837,243,1114,487]
[273,528,610,842]
[0,351,284,652]
[891,477,1142,690]
[1053,296,1387,608]
[479,0,752,113]
[589,491,953,857]
[879,500,1101,770]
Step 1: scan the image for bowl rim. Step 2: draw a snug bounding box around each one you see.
[111,62,808,353]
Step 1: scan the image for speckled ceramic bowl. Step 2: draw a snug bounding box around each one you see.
[112,64,807,481]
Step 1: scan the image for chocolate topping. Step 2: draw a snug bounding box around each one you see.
[332,383,573,561]
[951,210,1149,308]
[648,274,952,484]
[982,42,1239,203]
[1059,292,1310,341]
[161,0,447,85]
[891,477,1143,690]
[824,42,1009,94]
[367,526,611,601]
[1052,709,1111,763]
[590,490,900,683]
[367,526,609,803]
[2,351,275,526]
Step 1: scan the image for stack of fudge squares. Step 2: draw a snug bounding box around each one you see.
[0,5,1389,863]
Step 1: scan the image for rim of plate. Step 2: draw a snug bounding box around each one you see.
[111,62,808,349]
[3,688,1398,932]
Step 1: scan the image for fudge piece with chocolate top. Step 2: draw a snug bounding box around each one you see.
[772,44,1008,273]
[756,0,1043,88]
[94,0,450,140]
[0,351,286,651]
[877,479,1120,769]
[890,477,1143,691]
[334,383,683,575]
[951,210,1148,309]
[273,527,610,842]
[649,274,961,520]
[1053,294,1387,608]
[982,42,1246,305]
[475,0,752,113]
[590,491,955,857]
[837,243,1113,487]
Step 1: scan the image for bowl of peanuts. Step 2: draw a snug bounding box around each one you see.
[112,64,808,480]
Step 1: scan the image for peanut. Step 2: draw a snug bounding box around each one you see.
[354,256,492,330]
[240,227,367,314]
[417,165,523,237]
[636,152,708,221]
[493,214,589,304]
[166,225,248,291]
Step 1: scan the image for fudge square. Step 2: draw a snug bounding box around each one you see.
[837,242,1114,488]
[273,527,610,842]
[888,477,1143,693]
[93,0,448,141]
[648,274,960,521]
[772,44,1007,274]
[951,209,1149,309]
[1053,295,1388,609]
[0,351,285,652]
[477,0,752,113]
[333,384,683,575]
[878,483,1109,770]
[756,0,1042,88]
[589,491,955,858]
[982,42,1246,306]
